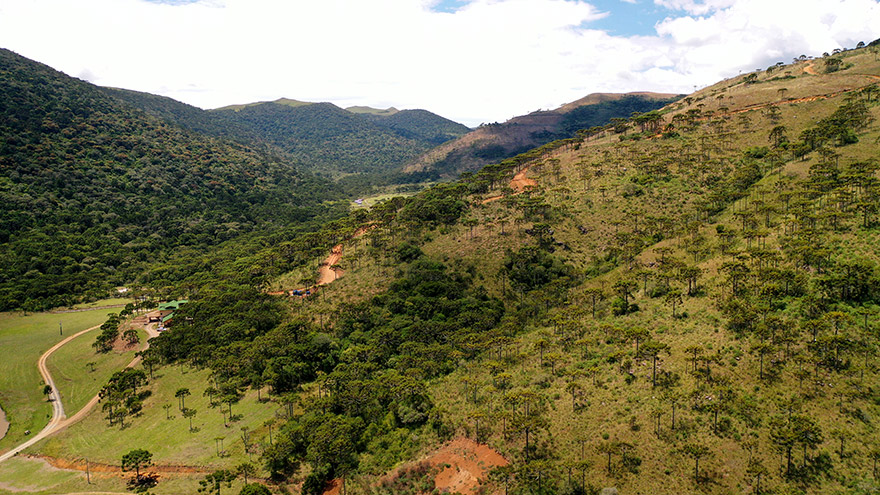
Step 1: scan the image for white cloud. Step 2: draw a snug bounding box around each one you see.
[0,0,877,126]
[653,0,736,16]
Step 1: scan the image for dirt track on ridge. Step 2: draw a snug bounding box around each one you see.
[317,244,344,286]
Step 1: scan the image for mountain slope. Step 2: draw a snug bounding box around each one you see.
[14,41,880,495]
[127,44,880,495]
[363,108,471,144]
[211,101,431,177]
[99,87,258,142]
[404,92,680,177]
[101,92,469,182]
[0,48,345,311]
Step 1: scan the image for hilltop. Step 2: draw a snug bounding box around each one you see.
[404,92,680,177]
[345,106,400,116]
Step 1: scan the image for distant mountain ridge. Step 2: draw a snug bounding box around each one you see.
[103,91,469,180]
[404,92,681,177]
[362,109,472,145]
[210,101,468,177]
[345,105,399,116]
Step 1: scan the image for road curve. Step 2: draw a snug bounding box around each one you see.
[55,324,159,432]
[0,325,97,463]
[0,321,158,464]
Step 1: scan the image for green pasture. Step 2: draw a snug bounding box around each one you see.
[46,326,147,415]
[350,190,419,210]
[0,300,126,450]
[37,364,280,472]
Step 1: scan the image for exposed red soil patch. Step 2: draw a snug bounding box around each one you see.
[322,478,342,495]
[509,168,537,193]
[323,438,508,495]
[25,454,208,474]
[430,438,508,495]
[481,166,538,204]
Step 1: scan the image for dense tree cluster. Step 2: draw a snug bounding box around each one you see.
[0,48,347,311]
[100,368,149,427]
[211,103,438,177]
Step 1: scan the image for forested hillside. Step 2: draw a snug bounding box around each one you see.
[105,92,469,184]
[0,48,347,311]
[99,87,259,142]
[362,108,471,144]
[117,43,880,495]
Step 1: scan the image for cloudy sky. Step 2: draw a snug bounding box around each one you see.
[0,0,878,126]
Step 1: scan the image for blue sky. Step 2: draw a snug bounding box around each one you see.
[429,0,667,35]
[1,0,878,126]
[587,0,668,36]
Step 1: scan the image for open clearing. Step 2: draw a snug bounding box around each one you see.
[0,454,247,495]
[37,364,279,470]
[47,327,147,422]
[0,301,126,452]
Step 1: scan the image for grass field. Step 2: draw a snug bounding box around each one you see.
[0,300,128,451]
[350,189,420,210]
[45,326,147,415]
[37,364,281,471]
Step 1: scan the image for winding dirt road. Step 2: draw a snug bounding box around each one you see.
[0,320,158,464]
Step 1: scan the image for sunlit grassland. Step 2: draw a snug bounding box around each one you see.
[37,364,279,473]
[0,300,126,451]
[350,191,418,210]
[46,326,147,415]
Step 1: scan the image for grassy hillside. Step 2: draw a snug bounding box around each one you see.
[404,92,680,178]
[9,43,880,495]
[403,47,880,494]
[133,44,880,495]
[0,300,125,451]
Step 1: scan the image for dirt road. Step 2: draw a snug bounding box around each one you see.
[316,245,344,286]
[0,320,159,464]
